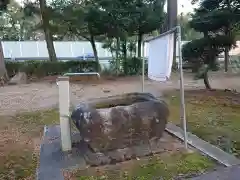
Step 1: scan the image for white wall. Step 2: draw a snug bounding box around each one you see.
[3,40,239,59]
[2,41,111,59]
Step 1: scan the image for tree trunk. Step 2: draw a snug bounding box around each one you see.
[224,26,230,73]
[167,0,178,29]
[224,0,231,72]
[224,48,229,72]
[137,33,142,58]
[203,70,211,89]
[110,45,114,59]
[116,37,120,75]
[167,0,178,68]
[0,41,9,82]
[121,39,127,74]
[89,33,100,72]
[39,0,57,62]
[121,39,127,62]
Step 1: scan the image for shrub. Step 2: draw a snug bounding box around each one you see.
[5,60,99,78]
[121,57,148,76]
[5,61,22,77]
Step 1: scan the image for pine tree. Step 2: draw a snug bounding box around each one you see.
[182,0,240,88]
[190,0,240,72]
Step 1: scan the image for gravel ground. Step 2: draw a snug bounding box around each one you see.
[0,72,239,116]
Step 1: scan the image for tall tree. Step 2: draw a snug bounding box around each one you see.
[49,0,106,68]
[0,0,39,40]
[129,0,166,57]
[179,13,203,41]
[0,0,10,82]
[96,0,165,75]
[94,0,133,73]
[39,0,57,61]
[24,0,57,61]
[191,0,240,72]
[182,0,240,89]
[182,36,234,89]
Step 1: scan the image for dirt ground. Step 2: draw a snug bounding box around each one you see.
[0,72,239,116]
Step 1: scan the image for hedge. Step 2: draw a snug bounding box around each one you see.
[121,57,147,75]
[5,60,100,78]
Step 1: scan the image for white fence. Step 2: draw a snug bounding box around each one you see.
[2,41,112,59]
[2,40,239,60]
[1,40,187,59]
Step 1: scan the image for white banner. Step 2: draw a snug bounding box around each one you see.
[147,32,174,82]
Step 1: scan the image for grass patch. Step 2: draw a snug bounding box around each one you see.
[0,109,59,179]
[14,109,59,136]
[0,149,38,179]
[72,152,215,180]
[1,97,227,179]
[164,89,240,157]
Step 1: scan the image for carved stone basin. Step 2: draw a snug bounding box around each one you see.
[71,92,169,154]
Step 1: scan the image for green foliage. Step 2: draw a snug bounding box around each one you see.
[190,0,240,38]
[178,14,203,41]
[5,60,99,78]
[182,35,233,77]
[50,0,103,37]
[121,57,147,75]
[2,0,166,73]
[0,0,9,11]
[182,35,235,63]
[182,0,240,79]
[100,57,147,76]
[129,0,166,35]
[190,9,240,33]
[106,57,145,76]
[5,61,22,77]
[0,0,38,40]
[49,0,166,64]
